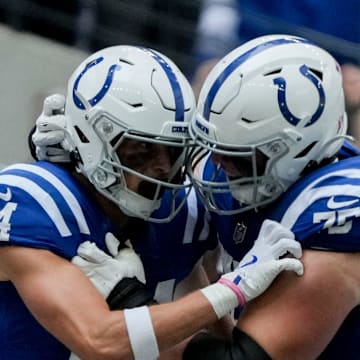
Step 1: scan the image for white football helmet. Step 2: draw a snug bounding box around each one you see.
[64,45,196,222]
[189,34,348,214]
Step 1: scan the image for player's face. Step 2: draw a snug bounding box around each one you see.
[210,151,267,179]
[116,138,176,194]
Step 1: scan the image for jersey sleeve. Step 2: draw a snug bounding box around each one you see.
[0,162,111,259]
[272,156,360,252]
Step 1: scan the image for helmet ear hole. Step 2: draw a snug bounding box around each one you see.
[294,141,317,159]
[74,126,90,143]
[110,132,124,148]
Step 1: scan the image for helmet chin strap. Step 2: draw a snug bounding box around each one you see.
[231,184,268,206]
[112,184,161,220]
[231,176,283,207]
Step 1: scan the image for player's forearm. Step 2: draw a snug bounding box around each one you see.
[150,291,219,352]
[67,292,218,360]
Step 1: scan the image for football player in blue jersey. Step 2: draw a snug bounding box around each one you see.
[186,34,360,359]
[0,44,304,359]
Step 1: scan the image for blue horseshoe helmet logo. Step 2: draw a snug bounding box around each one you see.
[273,64,325,127]
[73,56,121,110]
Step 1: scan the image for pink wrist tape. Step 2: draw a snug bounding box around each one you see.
[218,278,247,307]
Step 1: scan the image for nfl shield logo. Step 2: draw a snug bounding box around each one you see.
[233,222,247,244]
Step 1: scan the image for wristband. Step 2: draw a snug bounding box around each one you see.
[124,306,159,360]
[218,277,247,306]
[200,283,239,319]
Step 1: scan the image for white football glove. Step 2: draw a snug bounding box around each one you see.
[32,93,73,162]
[72,233,146,299]
[219,219,303,304]
[202,220,303,318]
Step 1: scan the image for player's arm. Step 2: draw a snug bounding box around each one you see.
[69,219,304,359]
[158,257,235,360]
[183,220,309,360]
[183,249,360,360]
[2,242,288,360]
[0,245,133,359]
[235,249,360,359]
[0,245,221,359]
[237,250,360,359]
[0,220,303,359]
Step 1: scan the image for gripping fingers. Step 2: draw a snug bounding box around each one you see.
[277,258,304,276]
[267,223,294,245]
[38,147,68,157]
[105,232,121,257]
[257,220,278,241]
[77,241,110,263]
[71,255,92,269]
[35,146,71,163]
[43,94,66,116]
[273,238,302,259]
[257,220,294,245]
[117,248,146,283]
[32,128,66,146]
[35,114,67,133]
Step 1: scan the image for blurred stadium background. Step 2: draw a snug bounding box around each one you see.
[0,0,358,167]
[0,0,201,167]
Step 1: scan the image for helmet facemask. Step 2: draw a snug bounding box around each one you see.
[78,111,193,223]
[189,129,287,215]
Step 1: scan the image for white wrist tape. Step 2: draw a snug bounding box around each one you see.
[124,306,159,360]
[201,283,239,319]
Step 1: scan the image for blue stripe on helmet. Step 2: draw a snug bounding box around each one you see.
[203,37,312,120]
[140,47,185,122]
[73,56,121,110]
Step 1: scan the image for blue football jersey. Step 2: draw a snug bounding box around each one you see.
[0,161,216,359]
[131,184,218,300]
[202,141,360,358]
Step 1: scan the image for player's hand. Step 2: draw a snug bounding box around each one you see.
[32,93,72,162]
[218,220,303,305]
[72,234,146,299]
[240,219,302,266]
[104,233,146,283]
